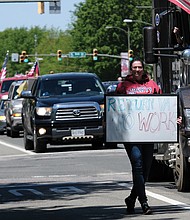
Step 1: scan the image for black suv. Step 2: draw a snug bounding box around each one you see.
[21,72,106,153]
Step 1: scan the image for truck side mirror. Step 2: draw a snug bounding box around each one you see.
[143,26,158,64]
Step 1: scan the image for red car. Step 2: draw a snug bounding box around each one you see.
[0,75,29,100]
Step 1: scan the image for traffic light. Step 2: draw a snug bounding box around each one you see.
[20,51,28,63]
[24,55,29,63]
[57,50,62,61]
[38,2,45,14]
[93,48,98,61]
[19,55,25,63]
[128,50,134,61]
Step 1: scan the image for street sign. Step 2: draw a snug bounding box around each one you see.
[49,1,61,14]
[69,52,86,58]
[11,53,19,62]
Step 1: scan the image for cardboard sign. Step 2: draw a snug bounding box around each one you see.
[105,95,178,143]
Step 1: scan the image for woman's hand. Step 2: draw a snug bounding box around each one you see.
[177,116,182,125]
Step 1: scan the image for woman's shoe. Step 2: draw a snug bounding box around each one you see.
[125,196,136,214]
[141,202,152,215]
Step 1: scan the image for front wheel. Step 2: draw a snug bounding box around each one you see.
[10,127,19,138]
[33,128,47,153]
[173,135,190,192]
[6,127,10,137]
[24,129,34,150]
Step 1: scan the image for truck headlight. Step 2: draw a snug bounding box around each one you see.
[100,104,104,116]
[0,115,6,121]
[36,107,52,116]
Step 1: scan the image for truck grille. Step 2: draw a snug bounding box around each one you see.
[55,106,99,121]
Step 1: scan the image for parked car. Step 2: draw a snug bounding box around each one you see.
[4,80,27,137]
[102,81,120,94]
[21,72,110,153]
[0,94,8,134]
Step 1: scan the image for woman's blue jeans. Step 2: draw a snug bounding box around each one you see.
[124,144,154,204]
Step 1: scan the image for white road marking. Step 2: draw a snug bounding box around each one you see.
[9,188,44,196]
[119,183,190,210]
[0,140,35,155]
[50,186,85,194]
[147,190,190,210]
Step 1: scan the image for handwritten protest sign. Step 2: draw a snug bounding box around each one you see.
[105,95,178,143]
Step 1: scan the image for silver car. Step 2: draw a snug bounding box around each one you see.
[4,80,26,137]
[0,94,8,134]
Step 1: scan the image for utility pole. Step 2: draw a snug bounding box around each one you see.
[34,34,38,60]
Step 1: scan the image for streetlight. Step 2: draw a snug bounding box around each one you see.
[123,19,151,53]
[123,19,152,26]
[105,25,131,51]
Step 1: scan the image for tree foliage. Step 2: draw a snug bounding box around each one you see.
[0,0,152,81]
[0,27,75,76]
[70,0,152,80]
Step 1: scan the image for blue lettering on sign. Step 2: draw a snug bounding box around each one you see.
[107,97,154,112]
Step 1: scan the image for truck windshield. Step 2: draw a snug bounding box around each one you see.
[39,78,105,97]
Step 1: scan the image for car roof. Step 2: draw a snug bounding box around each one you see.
[10,80,26,87]
[39,72,99,80]
[0,75,28,82]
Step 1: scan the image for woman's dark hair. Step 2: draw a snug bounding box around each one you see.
[129,57,144,70]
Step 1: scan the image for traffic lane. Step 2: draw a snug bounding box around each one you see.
[0,132,122,156]
[0,149,189,219]
[1,135,190,219]
[0,132,28,156]
[0,149,130,180]
[0,177,190,219]
[0,138,35,157]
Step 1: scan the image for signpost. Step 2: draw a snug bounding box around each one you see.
[11,53,19,62]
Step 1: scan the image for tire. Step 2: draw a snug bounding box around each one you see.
[148,157,173,182]
[6,128,10,137]
[10,127,19,138]
[33,128,47,153]
[0,130,4,135]
[24,129,34,150]
[173,135,190,192]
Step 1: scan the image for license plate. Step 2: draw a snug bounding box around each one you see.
[71,129,85,137]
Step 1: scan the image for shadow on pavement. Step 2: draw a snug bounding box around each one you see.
[0,180,187,220]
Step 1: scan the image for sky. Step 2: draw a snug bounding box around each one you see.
[0,0,85,31]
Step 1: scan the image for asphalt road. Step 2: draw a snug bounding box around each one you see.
[0,134,190,220]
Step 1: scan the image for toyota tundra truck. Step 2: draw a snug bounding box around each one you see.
[21,72,106,153]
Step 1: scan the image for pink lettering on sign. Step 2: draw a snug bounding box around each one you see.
[138,112,176,133]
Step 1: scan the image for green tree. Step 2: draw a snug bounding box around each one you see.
[0,27,74,76]
[70,0,152,81]
[0,27,46,76]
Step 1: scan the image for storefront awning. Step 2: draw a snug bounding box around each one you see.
[169,0,190,14]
